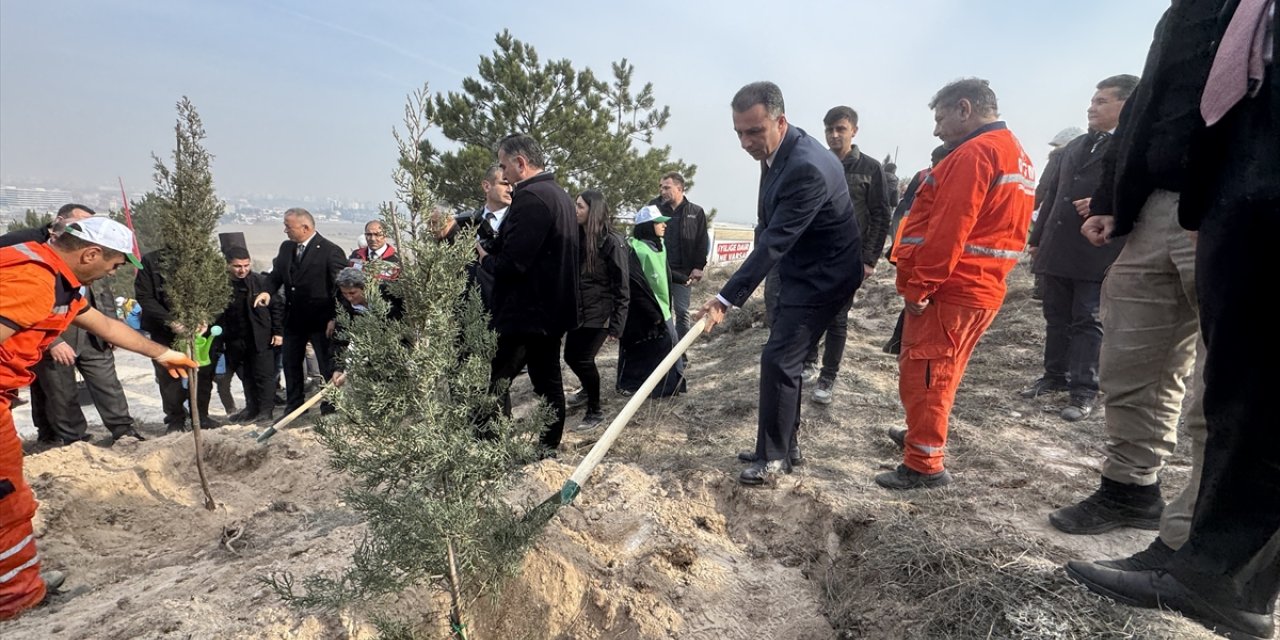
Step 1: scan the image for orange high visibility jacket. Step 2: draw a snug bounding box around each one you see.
[0,242,88,391]
[895,123,1035,310]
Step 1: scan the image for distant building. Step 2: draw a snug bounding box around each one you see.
[0,186,72,213]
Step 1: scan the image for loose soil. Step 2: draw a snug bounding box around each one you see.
[2,261,1239,639]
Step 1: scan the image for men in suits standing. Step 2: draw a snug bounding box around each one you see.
[476,134,579,452]
[29,281,142,445]
[880,78,1035,490]
[695,81,863,485]
[454,164,511,308]
[268,208,348,414]
[1025,75,1138,421]
[217,246,283,423]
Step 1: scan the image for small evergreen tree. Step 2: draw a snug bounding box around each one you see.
[150,96,232,511]
[5,209,52,233]
[269,85,549,639]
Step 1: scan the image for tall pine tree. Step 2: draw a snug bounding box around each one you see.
[420,30,695,215]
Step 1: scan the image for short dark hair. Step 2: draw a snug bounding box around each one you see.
[660,172,686,188]
[497,134,546,169]
[823,106,858,127]
[56,203,95,219]
[929,78,999,117]
[1096,74,1140,101]
[224,246,251,262]
[482,163,503,183]
[731,81,785,117]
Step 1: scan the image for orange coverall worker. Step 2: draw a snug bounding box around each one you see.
[0,241,89,619]
[894,121,1035,475]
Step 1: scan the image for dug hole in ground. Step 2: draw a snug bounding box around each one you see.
[1,261,1246,639]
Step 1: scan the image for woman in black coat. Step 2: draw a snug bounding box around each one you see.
[564,190,629,431]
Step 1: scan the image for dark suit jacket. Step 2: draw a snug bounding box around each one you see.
[1030,133,1125,282]
[216,272,284,351]
[480,172,580,335]
[268,233,348,334]
[720,125,862,307]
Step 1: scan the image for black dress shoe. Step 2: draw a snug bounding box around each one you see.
[1065,561,1274,639]
[737,447,804,466]
[1019,377,1069,399]
[739,459,792,485]
[1097,537,1176,572]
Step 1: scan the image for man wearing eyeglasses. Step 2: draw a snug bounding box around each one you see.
[349,220,399,281]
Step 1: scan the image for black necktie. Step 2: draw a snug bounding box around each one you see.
[1090,131,1111,154]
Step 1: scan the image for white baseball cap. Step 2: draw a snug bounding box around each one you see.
[63,217,143,268]
[1049,127,1086,148]
[633,205,671,226]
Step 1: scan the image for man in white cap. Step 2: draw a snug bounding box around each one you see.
[0,216,197,619]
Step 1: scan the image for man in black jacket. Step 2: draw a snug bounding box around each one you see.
[136,248,220,432]
[651,172,708,341]
[695,82,862,485]
[477,134,580,452]
[1065,3,1280,638]
[803,105,891,405]
[452,164,511,309]
[267,208,348,414]
[1025,74,1138,421]
[217,246,283,423]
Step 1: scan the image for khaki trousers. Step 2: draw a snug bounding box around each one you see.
[1097,190,1205,547]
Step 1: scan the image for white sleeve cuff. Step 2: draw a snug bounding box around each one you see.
[716,294,734,309]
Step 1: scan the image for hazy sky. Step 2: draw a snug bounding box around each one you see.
[1,0,1168,224]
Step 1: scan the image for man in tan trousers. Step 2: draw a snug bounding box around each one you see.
[1045,61,1206,571]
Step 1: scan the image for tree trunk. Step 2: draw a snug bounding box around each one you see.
[446,539,469,640]
[187,337,216,511]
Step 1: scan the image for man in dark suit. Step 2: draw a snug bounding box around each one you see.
[267,208,348,414]
[217,246,283,423]
[477,134,580,452]
[1025,74,1138,421]
[695,81,862,485]
[1066,2,1280,637]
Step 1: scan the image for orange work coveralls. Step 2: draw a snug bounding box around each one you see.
[0,241,88,619]
[893,123,1035,475]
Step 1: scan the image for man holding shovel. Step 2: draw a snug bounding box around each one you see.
[695,81,863,485]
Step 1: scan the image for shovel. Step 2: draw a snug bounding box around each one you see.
[251,387,329,443]
[525,317,707,523]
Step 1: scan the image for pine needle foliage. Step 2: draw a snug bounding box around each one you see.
[420,30,696,214]
[268,85,550,639]
[150,97,231,339]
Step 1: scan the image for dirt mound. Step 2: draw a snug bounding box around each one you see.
[1,262,1232,639]
[478,462,836,639]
